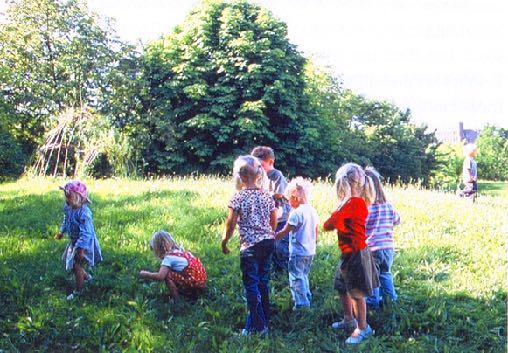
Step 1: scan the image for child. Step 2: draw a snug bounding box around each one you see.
[251,146,291,272]
[458,143,478,201]
[139,231,207,300]
[323,163,378,345]
[55,181,102,300]
[275,177,319,309]
[222,155,278,335]
[364,167,400,309]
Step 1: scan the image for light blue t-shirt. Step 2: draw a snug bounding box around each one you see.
[162,255,188,272]
[287,204,319,256]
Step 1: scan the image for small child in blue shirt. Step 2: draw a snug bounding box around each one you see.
[275,177,319,309]
[55,181,102,300]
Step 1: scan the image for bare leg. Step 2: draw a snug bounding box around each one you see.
[165,277,180,301]
[340,293,354,321]
[73,262,86,292]
[351,297,368,331]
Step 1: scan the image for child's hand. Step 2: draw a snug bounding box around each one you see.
[54,232,63,240]
[139,270,147,279]
[221,239,230,254]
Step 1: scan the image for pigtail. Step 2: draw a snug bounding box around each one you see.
[362,174,376,206]
[365,167,386,204]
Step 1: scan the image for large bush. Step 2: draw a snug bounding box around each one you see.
[127,1,341,177]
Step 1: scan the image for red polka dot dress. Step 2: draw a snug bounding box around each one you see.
[166,251,207,290]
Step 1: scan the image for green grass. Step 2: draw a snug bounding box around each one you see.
[478,181,508,197]
[0,177,506,353]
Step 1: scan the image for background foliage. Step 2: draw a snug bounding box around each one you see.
[0,0,506,183]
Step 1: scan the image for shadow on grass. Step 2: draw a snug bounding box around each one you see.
[1,191,506,352]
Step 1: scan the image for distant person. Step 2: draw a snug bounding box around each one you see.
[222,155,278,336]
[275,177,319,310]
[323,163,378,345]
[139,230,207,301]
[458,143,478,201]
[251,146,291,272]
[364,167,401,310]
[55,181,102,300]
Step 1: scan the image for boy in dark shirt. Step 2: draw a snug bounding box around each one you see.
[251,146,291,272]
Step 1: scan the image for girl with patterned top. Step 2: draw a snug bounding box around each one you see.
[222,155,278,336]
[323,163,378,345]
[364,167,400,309]
[139,231,207,300]
[55,181,102,300]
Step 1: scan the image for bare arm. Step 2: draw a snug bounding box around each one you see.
[275,223,295,240]
[222,208,239,254]
[139,265,170,281]
[269,209,278,231]
[315,225,319,241]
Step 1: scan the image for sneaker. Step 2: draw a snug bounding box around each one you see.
[240,327,269,337]
[331,318,358,331]
[345,325,374,344]
[66,291,79,301]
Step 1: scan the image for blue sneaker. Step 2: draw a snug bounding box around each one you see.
[345,325,374,344]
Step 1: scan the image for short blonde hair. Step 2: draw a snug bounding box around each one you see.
[285,177,312,203]
[334,163,375,208]
[149,230,183,259]
[232,155,266,190]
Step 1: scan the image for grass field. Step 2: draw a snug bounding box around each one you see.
[0,177,506,352]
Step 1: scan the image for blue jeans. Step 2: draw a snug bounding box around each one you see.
[288,255,314,308]
[240,239,275,332]
[367,249,397,308]
[273,221,289,272]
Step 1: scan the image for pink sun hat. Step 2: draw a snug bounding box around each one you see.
[59,180,92,203]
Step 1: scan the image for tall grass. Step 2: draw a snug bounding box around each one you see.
[0,177,506,352]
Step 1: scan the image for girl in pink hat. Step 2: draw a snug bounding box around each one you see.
[55,181,102,300]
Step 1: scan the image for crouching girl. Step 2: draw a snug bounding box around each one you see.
[139,231,207,300]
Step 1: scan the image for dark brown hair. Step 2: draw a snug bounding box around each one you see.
[251,146,275,161]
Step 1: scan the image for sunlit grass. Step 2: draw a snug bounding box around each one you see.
[0,177,506,352]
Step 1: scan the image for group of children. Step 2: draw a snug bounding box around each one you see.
[55,146,400,345]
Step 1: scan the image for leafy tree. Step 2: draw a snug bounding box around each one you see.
[129,0,333,176]
[476,125,508,181]
[347,97,439,183]
[0,0,127,147]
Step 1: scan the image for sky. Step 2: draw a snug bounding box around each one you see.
[2,0,507,131]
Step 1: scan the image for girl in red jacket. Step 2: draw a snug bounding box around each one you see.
[323,163,378,344]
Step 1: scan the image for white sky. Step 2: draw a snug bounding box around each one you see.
[2,0,507,131]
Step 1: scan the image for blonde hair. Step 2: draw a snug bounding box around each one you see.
[334,163,375,209]
[364,167,387,204]
[66,191,87,208]
[149,230,183,259]
[285,176,312,203]
[232,155,266,190]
